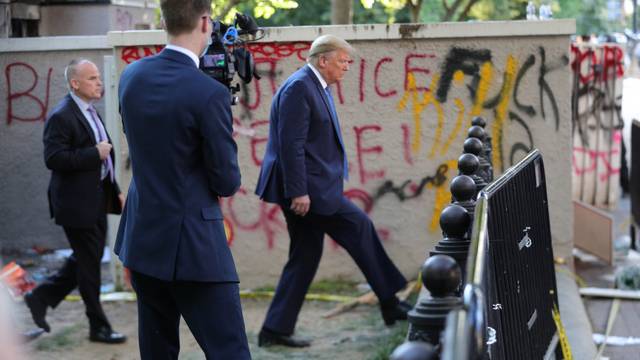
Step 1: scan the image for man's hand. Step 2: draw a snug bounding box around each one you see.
[123,267,132,289]
[96,141,112,160]
[118,193,125,209]
[291,195,311,216]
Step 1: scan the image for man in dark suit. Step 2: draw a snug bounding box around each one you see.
[24,59,126,344]
[255,35,411,348]
[115,0,250,358]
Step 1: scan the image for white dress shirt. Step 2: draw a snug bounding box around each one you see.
[69,92,108,180]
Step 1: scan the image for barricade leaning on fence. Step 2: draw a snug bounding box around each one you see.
[394,145,566,359]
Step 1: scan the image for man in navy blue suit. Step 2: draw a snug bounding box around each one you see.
[255,35,411,348]
[115,0,250,358]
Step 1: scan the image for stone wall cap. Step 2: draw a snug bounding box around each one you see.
[0,36,109,52]
[107,19,576,47]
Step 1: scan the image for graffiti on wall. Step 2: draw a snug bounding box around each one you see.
[110,41,569,248]
[570,44,624,209]
[4,62,53,125]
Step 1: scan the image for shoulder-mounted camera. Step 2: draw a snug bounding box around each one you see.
[200,13,263,105]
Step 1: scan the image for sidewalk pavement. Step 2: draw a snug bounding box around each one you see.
[557,264,597,359]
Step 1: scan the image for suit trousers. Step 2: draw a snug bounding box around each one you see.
[263,196,408,335]
[34,183,110,331]
[130,271,251,360]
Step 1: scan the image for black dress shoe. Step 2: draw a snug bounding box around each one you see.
[380,299,412,326]
[24,292,50,333]
[89,327,127,344]
[258,328,311,348]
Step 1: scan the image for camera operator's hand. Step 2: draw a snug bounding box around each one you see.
[291,195,310,217]
[96,141,112,160]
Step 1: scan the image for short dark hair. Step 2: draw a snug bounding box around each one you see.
[160,0,211,36]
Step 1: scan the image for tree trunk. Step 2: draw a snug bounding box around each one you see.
[331,0,353,24]
[407,0,423,23]
[441,0,481,21]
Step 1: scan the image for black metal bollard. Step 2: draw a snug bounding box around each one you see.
[471,116,486,128]
[464,135,492,183]
[458,153,487,196]
[471,116,493,167]
[450,175,477,221]
[463,137,483,157]
[390,341,437,360]
[407,254,463,348]
[430,203,471,284]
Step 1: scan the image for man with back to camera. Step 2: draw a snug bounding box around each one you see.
[255,34,411,348]
[115,0,251,358]
[24,59,126,344]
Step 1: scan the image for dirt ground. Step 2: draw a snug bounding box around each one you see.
[12,292,407,360]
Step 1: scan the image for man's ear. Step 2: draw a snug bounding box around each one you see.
[318,55,326,69]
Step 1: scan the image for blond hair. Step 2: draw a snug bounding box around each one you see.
[307,35,354,65]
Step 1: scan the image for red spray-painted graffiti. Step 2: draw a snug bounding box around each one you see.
[570,44,624,85]
[121,45,165,64]
[354,124,385,185]
[572,131,622,182]
[5,62,53,125]
[223,187,286,250]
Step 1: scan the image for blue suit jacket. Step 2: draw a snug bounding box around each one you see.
[255,65,346,215]
[115,49,241,282]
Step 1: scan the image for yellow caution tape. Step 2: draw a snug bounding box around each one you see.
[65,290,356,303]
[552,303,573,360]
[239,290,355,303]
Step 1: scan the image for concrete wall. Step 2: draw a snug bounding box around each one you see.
[0,36,111,253]
[570,43,624,210]
[39,3,156,36]
[0,20,575,287]
[107,20,576,287]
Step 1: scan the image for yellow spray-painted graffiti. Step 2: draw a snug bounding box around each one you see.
[396,54,522,233]
[491,55,518,173]
[470,62,493,119]
[428,159,457,231]
[397,73,444,158]
[396,55,521,175]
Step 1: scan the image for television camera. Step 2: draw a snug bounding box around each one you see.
[200,13,263,105]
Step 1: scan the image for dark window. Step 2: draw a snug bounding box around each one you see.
[10,18,38,37]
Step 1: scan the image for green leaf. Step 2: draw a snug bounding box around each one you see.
[361,0,376,8]
[271,0,299,9]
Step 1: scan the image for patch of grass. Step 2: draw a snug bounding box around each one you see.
[367,322,409,360]
[252,277,361,296]
[307,277,360,296]
[35,323,82,351]
[252,284,276,292]
[365,292,420,360]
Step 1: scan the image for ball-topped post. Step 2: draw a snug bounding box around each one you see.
[390,341,437,360]
[463,137,483,157]
[431,204,472,284]
[407,254,463,347]
[422,254,463,297]
[470,116,493,168]
[458,153,487,194]
[467,125,485,141]
[471,116,486,128]
[464,129,492,182]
